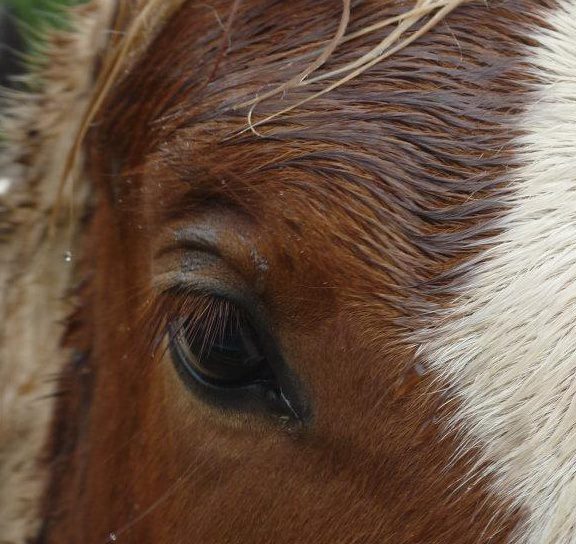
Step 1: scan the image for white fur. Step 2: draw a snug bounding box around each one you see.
[419,2,576,542]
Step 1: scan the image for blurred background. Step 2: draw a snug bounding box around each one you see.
[3,1,76,31]
[0,0,78,85]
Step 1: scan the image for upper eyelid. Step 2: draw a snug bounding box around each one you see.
[152,272,239,302]
[152,265,261,322]
[153,224,268,300]
[152,251,223,291]
[154,227,222,261]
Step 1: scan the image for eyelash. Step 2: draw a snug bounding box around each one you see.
[169,295,240,351]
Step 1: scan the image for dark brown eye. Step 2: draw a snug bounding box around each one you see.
[169,314,272,388]
[167,296,308,423]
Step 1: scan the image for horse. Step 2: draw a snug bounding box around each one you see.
[2,0,576,542]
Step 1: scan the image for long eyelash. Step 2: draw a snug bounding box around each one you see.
[139,288,245,362]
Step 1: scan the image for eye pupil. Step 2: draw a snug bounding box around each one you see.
[209,323,260,363]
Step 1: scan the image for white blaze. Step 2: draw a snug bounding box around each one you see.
[420,2,576,542]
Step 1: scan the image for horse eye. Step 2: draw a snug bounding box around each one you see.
[167,302,302,422]
[170,316,270,387]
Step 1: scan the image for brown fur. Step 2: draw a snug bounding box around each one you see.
[38,1,556,542]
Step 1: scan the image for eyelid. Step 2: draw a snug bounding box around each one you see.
[153,243,250,302]
[154,246,258,302]
[152,251,225,292]
[154,226,221,261]
[154,219,269,295]
[153,268,261,320]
